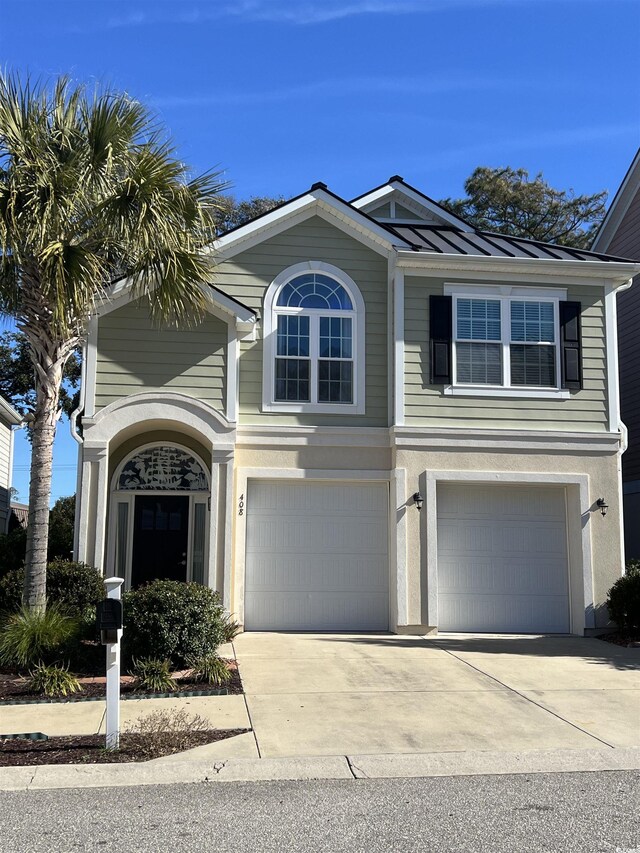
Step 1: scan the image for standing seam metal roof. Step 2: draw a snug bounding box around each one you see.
[387,224,635,262]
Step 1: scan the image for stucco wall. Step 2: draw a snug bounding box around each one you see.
[396,446,622,631]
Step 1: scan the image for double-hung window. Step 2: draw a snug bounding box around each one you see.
[263,263,365,413]
[448,286,565,393]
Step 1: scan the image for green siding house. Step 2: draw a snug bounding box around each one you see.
[74,177,640,636]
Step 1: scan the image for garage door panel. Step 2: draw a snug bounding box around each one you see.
[247,517,387,554]
[244,554,388,593]
[245,481,389,631]
[438,520,567,557]
[438,484,566,522]
[245,591,389,632]
[438,557,569,596]
[439,593,570,634]
[437,484,570,633]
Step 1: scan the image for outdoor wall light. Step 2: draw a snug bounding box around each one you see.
[413,491,424,511]
[596,498,609,517]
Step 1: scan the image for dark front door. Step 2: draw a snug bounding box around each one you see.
[131,495,189,588]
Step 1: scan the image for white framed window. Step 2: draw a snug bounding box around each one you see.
[262,262,366,414]
[444,284,569,399]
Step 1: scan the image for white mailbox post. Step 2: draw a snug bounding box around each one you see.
[102,576,124,750]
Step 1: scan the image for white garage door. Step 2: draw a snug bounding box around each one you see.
[437,484,570,633]
[245,481,389,631]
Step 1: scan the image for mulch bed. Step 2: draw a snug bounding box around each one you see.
[0,660,243,704]
[596,632,640,648]
[0,729,250,766]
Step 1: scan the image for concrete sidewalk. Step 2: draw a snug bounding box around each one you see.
[2,746,640,791]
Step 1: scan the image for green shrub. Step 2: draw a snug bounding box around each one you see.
[0,604,79,668]
[0,560,103,619]
[122,580,225,667]
[220,613,241,643]
[131,657,177,692]
[607,565,640,632]
[47,496,76,561]
[186,653,232,686]
[27,661,82,697]
[0,526,27,577]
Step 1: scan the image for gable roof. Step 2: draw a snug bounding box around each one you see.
[592,148,640,253]
[213,177,636,274]
[350,176,473,231]
[214,183,414,259]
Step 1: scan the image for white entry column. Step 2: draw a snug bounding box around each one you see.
[211,448,235,610]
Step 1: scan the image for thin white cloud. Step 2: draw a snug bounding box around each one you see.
[71,0,628,33]
[408,122,640,170]
[151,74,571,108]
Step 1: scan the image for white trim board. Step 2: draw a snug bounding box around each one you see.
[398,251,640,283]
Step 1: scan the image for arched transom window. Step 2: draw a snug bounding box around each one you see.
[117,445,209,491]
[263,263,365,413]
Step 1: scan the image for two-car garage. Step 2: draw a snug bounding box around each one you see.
[243,479,572,635]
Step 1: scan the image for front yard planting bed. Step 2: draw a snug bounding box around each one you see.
[0,729,250,766]
[596,632,640,648]
[0,660,243,704]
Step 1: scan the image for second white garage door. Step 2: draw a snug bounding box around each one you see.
[244,481,389,631]
[437,483,570,633]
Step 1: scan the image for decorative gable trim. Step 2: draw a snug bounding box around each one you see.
[351,177,472,231]
[213,186,413,261]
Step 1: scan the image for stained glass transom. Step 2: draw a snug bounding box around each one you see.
[276,274,353,310]
[118,446,208,491]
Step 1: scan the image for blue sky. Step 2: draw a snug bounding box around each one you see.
[2,0,640,504]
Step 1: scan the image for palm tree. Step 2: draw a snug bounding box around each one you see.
[0,75,226,611]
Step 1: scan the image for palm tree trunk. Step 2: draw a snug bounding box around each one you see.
[22,327,77,611]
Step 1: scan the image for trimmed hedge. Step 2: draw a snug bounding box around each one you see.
[0,560,104,619]
[607,560,640,632]
[122,580,226,667]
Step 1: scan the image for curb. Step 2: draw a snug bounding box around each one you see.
[1,746,640,791]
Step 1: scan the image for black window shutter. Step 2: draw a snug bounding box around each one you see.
[559,301,582,390]
[429,295,452,384]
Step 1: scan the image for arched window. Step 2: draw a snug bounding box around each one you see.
[262,263,365,413]
[117,445,209,491]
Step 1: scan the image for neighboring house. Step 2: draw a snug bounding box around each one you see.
[74,177,640,635]
[592,149,640,560]
[0,396,22,534]
[8,502,29,531]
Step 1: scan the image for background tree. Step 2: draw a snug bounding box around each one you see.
[0,75,225,611]
[0,330,81,425]
[440,166,607,249]
[213,195,284,234]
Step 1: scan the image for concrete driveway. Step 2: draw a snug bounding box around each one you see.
[233,632,640,758]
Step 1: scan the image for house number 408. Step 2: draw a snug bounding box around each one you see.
[238,494,245,516]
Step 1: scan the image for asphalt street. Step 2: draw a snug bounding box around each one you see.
[2,771,639,853]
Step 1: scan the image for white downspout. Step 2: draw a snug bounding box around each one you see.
[608,277,633,574]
